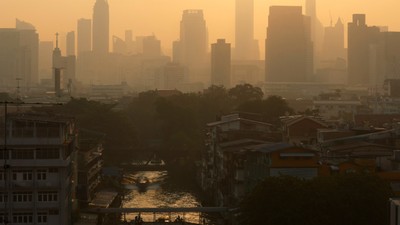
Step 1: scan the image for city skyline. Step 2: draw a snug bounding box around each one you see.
[1,0,400,56]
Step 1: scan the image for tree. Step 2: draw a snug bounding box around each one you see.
[228,84,263,105]
[237,95,293,123]
[238,174,393,225]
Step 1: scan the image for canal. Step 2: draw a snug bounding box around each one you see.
[121,170,204,223]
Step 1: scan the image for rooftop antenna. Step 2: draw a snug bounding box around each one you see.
[55,32,59,49]
[329,10,333,27]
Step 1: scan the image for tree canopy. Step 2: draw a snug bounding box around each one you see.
[239,174,393,225]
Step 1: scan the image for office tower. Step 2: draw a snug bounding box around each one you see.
[39,41,54,79]
[77,18,92,55]
[66,31,75,56]
[348,14,380,85]
[53,33,76,93]
[163,63,185,90]
[305,0,324,68]
[15,18,35,30]
[0,22,39,89]
[265,6,313,82]
[0,113,77,225]
[211,39,231,87]
[125,30,134,54]
[235,0,259,60]
[174,10,208,83]
[92,0,109,54]
[322,18,345,61]
[112,36,126,54]
[143,36,161,58]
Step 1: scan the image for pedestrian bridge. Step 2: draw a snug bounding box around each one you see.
[86,207,232,225]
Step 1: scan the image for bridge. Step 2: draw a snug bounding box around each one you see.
[86,207,232,225]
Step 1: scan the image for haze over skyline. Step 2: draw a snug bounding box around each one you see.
[2,0,399,55]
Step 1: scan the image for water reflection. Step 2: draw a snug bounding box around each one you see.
[121,171,201,223]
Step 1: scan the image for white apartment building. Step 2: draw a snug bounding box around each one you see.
[0,113,77,225]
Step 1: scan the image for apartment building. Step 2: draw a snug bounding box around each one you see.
[0,113,77,225]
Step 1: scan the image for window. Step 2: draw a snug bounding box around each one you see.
[36,122,60,138]
[0,193,8,202]
[36,148,59,159]
[12,213,33,224]
[12,192,33,202]
[12,120,34,138]
[12,170,32,181]
[0,150,9,159]
[11,149,34,159]
[48,209,59,215]
[37,212,47,223]
[0,171,6,181]
[48,168,58,173]
[37,169,47,180]
[37,191,58,202]
[0,213,9,224]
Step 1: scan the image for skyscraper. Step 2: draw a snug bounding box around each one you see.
[265,6,313,82]
[348,14,380,85]
[0,20,39,89]
[305,0,324,69]
[39,41,54,79]
[211,39,231,87]
[174,10,208,83]
[322,18,345,61]
[92,0,109,54]
[235,0,259,60]
[66,31,75,56]
[77,18,91,55]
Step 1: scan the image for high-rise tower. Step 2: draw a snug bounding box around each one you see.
[92,0,109,54]
[77,18,92,55]
[235,0,259,60]
[348,14,380,85]
[305,0,323,69]
[265,6,313,82]
[174,10,208,83]
[211,39,231,87]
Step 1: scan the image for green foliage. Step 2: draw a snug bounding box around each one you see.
[34,98,137,164]
[237,95,294,124]
[239,174,393,225]
[228,84,264,105]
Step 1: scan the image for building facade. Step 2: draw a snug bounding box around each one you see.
[92,0,109,54]
[211,39,231,87]
[0,113,77,225]
[265,6,313,82]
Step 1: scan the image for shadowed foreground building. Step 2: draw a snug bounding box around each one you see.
[0,113,77,225]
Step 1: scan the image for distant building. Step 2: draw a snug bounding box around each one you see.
[66,31,75,56]
[265,6,313,82]
[0,24,39,90]
[322,18,345,61]
[211,39,231,87]
[348,14,380,85]
[305,0,324,69]
[174,10,208,83]
[234,0,259,60]
[0,113,77,225]
[53,34,76,95]
[39,41,54,79]
[143,36,161,58]
[92,0,109,54]
[77,18,92,55]
[163,63,185,90]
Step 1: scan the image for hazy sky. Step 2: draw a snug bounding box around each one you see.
[1,0,399,54]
